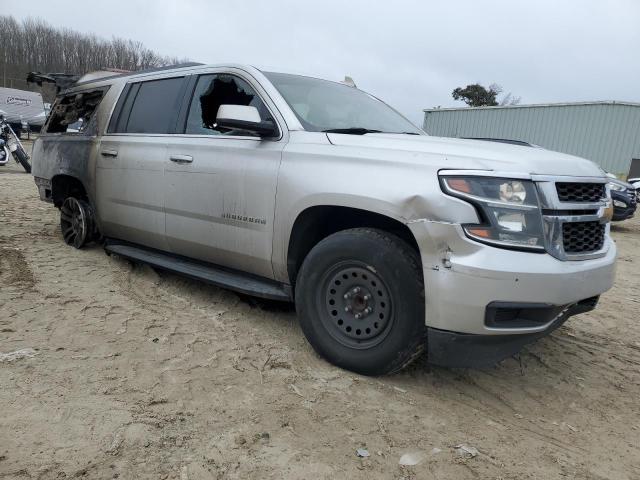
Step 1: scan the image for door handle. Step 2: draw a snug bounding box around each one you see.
[170,154,193,163]
[100,149,118,157]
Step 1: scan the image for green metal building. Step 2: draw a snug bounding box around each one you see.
[423,101,640,178]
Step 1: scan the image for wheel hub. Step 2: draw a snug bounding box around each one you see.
[322,264,392,346]
[60,197,88,248]
[343,286,374,318]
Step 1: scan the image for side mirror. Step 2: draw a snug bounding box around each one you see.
[216,105,278,138]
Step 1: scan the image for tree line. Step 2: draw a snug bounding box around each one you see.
[0,15,185,100]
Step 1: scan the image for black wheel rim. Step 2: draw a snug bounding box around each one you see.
[318,261,393,349]
[60,198,87,248]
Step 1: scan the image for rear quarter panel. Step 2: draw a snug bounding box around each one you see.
[31,82,124,210]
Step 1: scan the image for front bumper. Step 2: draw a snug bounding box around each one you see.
[427,296,598,368]
[408,220,617,337]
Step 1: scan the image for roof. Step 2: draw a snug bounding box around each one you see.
[28,63,205,92]
[64,63,355,95]
[71,62,204,88]
[423,100,640,113]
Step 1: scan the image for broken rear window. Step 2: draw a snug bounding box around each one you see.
[45,88,108,134]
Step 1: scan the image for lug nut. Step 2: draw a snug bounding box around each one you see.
[354,287,360,294]
[363,294,371,301]
[355,313,362,319]
[343,293,350,299]
[345,306,352,312]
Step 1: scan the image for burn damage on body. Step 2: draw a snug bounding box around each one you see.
[27,72,82,92]
[32,86,110,209]
[46,88,108,134]
[36,138,97,206]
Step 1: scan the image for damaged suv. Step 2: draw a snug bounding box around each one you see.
[32,64,616,374]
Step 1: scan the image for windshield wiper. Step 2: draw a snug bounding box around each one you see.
[322,128,383,135]
[323,128,421,136]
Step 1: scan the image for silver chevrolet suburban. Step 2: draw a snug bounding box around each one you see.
[32,63,616,375]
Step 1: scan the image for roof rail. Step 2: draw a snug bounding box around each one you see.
[27,62,204,92]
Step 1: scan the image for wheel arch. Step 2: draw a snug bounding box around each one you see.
[286,204,421,286]
[51,174,89,208]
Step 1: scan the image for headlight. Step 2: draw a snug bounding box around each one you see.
[441,176,545,251]
[607,181,626,192]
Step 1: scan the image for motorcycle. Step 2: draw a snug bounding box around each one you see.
[0,115,31,173]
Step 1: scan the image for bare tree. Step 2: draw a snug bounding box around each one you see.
[490,84,521,106]
[0,15,186,100]
[499,92,522,106]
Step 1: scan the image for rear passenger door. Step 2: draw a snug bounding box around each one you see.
[97,76,188,251]
[164,72,285,279]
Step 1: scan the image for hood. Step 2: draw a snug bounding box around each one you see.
[326,133,605,178]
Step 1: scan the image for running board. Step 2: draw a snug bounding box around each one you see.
[104,242,292,302]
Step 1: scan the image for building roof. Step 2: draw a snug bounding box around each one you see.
[423,100,640,113]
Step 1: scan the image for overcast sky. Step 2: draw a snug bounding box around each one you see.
[12,0,640,124]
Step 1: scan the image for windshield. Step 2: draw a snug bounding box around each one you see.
[264,72,423,135]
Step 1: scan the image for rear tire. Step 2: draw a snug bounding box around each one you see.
[60,197,95,249]
[295,228,426,376]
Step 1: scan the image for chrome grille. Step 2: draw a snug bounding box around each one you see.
[534,176,609,261]
[556,182,605,202]
[562,222,605,254]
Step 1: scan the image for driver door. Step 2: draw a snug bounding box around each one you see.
[164,72,285,279]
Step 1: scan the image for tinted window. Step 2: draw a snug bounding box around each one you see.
[124,77,184,134]
[108,83,138,133]
[186,74,272,136]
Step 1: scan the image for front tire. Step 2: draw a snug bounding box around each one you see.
[14,146,31,173]
[60,197,95,249]
[295,228,426,375]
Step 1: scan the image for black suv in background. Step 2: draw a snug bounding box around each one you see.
[608,177,637,221]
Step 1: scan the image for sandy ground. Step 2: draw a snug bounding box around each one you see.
[1,153,640,480]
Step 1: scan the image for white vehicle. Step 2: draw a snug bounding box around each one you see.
[0,87,46,132]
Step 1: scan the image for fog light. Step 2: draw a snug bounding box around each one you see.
[614,200,626,208]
